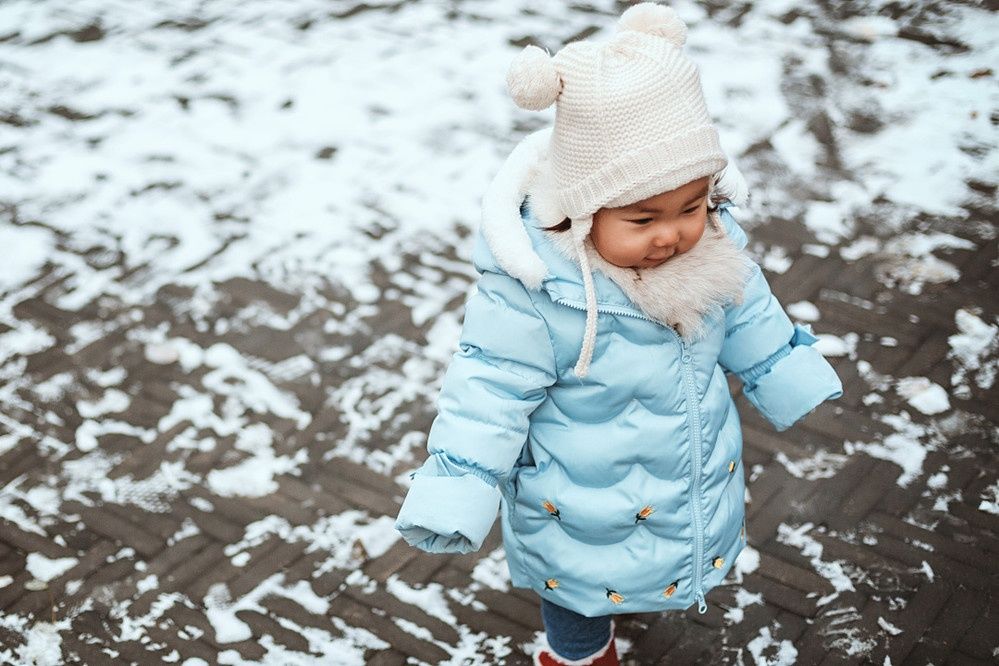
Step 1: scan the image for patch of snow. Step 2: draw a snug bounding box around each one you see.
[747,624,798,666]
[758,244,793,274]
[77,388,131,418]
[840,236,881,261]
[776,523,855,600]
[787,301,820,322]
[206,423,307,498]
[845,411,938,488]
[895,377,950,415]
[978,480,999,515]
[877,616,902,636]
[26,553,78,582]
[775,449,849,480]
[802,244,830,258]
[723,588,764,625]
[385,575,455,624]
[470,548,510,592]
[948,309,998,398]
[814,332,858,359]
[732,544,760,583]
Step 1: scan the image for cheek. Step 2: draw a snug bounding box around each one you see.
[592,224,645,263]
[684,218,707,246]
[606,231,647,258]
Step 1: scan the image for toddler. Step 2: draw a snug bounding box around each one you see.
[394,3,843,664]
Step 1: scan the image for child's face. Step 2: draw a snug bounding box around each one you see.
[590,176,710,269]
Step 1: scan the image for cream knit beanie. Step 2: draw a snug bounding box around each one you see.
[506,2,728,226]
[505,2,731,377]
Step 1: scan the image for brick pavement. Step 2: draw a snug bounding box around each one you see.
[1,213,996,664]
[1,1,997,664]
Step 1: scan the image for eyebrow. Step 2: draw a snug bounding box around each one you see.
[629,186,709,214]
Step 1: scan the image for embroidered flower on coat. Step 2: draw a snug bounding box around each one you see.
[634,505,655,523]
[605,588,624,604]
[544,578,559,591]
[663,579,680,598]
[542,500,561,520]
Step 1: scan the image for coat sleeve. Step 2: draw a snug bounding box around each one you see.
[394,271,557,554]
[715,202,844,432]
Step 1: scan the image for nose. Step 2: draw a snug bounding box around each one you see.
[652,226,680,248]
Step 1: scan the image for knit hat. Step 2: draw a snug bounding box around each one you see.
[505,2,732,377]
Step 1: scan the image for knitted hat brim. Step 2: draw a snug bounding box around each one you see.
[555,125,727,218]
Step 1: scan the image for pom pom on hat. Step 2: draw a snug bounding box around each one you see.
[506,44,563,111]
[617,2,687,47]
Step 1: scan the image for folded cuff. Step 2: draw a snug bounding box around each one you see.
[395,457,501,555]
[742,326,843,432]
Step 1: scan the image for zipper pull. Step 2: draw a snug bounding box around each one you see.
[696,589,707,614]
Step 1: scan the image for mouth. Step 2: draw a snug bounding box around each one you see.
[646,249,675,262]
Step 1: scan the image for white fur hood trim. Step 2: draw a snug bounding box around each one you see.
[479,126,554,290]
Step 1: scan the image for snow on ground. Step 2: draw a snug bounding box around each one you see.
[0,0,996,662]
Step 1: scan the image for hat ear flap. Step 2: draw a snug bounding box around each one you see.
[506,45,563,111]
[617,2,687,48]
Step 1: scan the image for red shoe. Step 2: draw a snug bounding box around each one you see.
[532,620,620,666]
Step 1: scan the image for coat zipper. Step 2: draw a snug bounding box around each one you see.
[553,296,709,614]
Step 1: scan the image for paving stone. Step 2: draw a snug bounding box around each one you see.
[957,592,998,660]
[362,537,421,583]
[235,609,311,653]
[0,518,76,559]
[342,583,461,645]
[68,503,164,558]
[946,651,996,666]
[161,542,229,594]
[825,459,903,531]
[226,540,307,599]
[0,447,47,487]
[327,593,450,664]
[364,649,409,665]
[103,501,181,541]
[312,468,400,517]
[10,539,119,616]
[882,579,952,663]
[627,611,682,659]
[278,476,352,515]
[865,530,997,593]
[739,573,818,618]
[867,511,999,574]
[756,550,835,596]
[904,584,986,665]
[261,594,346,636]
[393,550,452,585]
[172,501,245,544]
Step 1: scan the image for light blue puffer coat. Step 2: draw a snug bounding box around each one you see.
[395,150,844,618]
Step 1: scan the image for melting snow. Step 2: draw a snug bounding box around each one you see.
[947,309,998,398]
[747,624,798,666]
[25,553,78,582]
[895,377,950,415]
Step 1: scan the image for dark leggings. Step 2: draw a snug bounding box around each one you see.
[541,597,613,659]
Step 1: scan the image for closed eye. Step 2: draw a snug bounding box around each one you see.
[629,208,696,223]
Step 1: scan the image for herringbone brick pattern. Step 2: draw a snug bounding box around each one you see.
[1,224,996,664]
[1,1,997,664]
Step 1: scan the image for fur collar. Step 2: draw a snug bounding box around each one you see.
[528,165,752,341]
